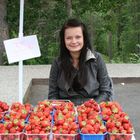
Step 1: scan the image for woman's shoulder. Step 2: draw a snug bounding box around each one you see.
[93,51,104,62]
[86,49,103,62]
[93,51,102,58]
[91,51,106,68]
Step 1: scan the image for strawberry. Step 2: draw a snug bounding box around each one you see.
[106,120,115,129]
[0,101,9,112]
[81,127,88,133]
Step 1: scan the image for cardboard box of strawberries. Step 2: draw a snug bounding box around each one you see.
[0,99,136,140]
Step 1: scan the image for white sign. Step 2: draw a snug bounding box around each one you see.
[4,35,41,64]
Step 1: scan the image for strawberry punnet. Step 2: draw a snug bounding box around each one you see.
[77,99,106,134]
[25,101,53,134]
[106,111,134,134]
[100,101,134,140]
[52,102,78,135]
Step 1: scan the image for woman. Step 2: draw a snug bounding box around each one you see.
[48,18,113,105]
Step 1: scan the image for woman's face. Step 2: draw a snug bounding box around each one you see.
[64,27,84,54]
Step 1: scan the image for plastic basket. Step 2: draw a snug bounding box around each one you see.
[80,132,107,140]
[0,133,22,140]
[108,132,134,140]
[52,133,79,140]
[24,133,50,140]
[0,112,5,123]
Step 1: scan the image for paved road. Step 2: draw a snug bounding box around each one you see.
[0,64,140,104]
[26,82,139,139]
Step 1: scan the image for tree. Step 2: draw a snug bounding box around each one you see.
[65,0,72,17]
[4,0,140,64]
[0,0,9,65]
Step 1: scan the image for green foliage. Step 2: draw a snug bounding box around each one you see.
[6,0,19,38]
[129,53,140,63]
[5,0,140,65]
[6,0,67,65]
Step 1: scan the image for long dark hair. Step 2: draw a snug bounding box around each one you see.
[59,18,92,86]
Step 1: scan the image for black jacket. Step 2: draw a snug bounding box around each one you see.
[48,50,113,105]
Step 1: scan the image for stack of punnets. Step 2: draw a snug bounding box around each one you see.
[0,99,135,140]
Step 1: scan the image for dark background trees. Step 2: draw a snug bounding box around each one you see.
[0,0,9,65]
[0,0,140,65]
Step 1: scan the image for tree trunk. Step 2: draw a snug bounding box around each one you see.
[89,15,95,49]
[0,0,9,65]
[65,0,72,17]
[116,19,122,53]
[108,31,113,63]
